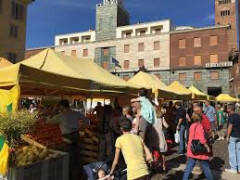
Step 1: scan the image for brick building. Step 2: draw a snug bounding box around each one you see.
[53,0,240,97]
[0,0,34,63]
[170,25,233,96]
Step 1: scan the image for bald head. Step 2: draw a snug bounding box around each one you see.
[193,102,203,114]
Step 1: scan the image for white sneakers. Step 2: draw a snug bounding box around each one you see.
[216,137,225,141]
[225,168,238,174]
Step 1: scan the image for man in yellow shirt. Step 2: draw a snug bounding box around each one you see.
[110,118,153,180]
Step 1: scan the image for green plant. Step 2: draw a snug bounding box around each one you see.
[0,110,36,148]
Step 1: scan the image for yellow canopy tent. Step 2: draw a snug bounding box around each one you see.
[168,81,192,100]
[188,85,207,100]
[216,94,238,102]
[128,72,182,99]
[0,49,138,96]
[0,57,12,68]
[207,95,216,101]
[149,74,190,99]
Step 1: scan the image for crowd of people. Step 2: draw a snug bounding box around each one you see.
[22,89,240,180]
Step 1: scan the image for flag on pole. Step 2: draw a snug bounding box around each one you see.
[0,85,20,115]
[111,57,121,68]
[0,137,9,177]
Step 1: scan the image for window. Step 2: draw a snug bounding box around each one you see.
[179,57,186,66]
[179,73,186,81]
[194,72,202,81]
[219,0,231,5]
[210,36,218,46]
[124,60,129,69]
[194,37,201,48]
[126,32,131,38]
[9,24,18,38]
[0,0,2,14]
[138,43,144,52]
[140,30,146,36]
[138,59,144,67]
[103,62,109,70]
[211,71,219,80]
[124,44,130,53]
[179,39,186,49]
[71,50,77,56]
[154,41,160,50]
[8,52,17,63]
[11,1,24,20]
[194,56,202,66]
[220,10,230,16]
[210,54,218,63]
[60,39,68,45]
[154,58,160,67]
[98,18,102,31]
[83,49,88,57]
[155,29,161,34]
[103,48,109,56]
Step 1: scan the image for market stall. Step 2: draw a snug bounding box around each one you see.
[0,48,139,96]
[128,71,184,100]
[188,85,208,100]
[216,94,238,102]
[0,49,140,179]
[167,81,192,100]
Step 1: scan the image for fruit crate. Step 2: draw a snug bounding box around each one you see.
[6,150,69,180]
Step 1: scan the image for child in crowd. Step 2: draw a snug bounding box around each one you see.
[97,168,112,180]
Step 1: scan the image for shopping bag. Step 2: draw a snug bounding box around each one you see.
[174,131,180,143]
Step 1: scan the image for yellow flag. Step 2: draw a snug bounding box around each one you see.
[0,85,20,114]
[0,138,9,177]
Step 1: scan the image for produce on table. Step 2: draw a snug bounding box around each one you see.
[27,119,63,147]
[15,145,60,167]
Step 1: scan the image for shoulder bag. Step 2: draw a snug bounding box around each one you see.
[191,124,207,155]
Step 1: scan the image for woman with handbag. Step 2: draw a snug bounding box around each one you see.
[183,113,214,180]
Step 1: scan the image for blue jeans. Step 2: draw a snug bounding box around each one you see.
[228,136,240,171]
[183,158,214,180]
[179,125,186,153]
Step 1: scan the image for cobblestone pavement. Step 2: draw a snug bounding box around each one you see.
[151,140,240,180]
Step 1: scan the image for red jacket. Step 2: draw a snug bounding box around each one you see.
[187,123,209,160]
[201,114,211,133]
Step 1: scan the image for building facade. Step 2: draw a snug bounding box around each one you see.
[54,0,240,96]
[55,19,171,73]
[170,25,233,96]
[0,0,34,63]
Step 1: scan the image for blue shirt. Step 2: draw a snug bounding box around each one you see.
[204,106,216,123]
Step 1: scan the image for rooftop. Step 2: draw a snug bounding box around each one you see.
[171,25,230,34]
[117,19,171,29]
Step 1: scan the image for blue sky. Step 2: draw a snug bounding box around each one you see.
[26,0,215,49]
